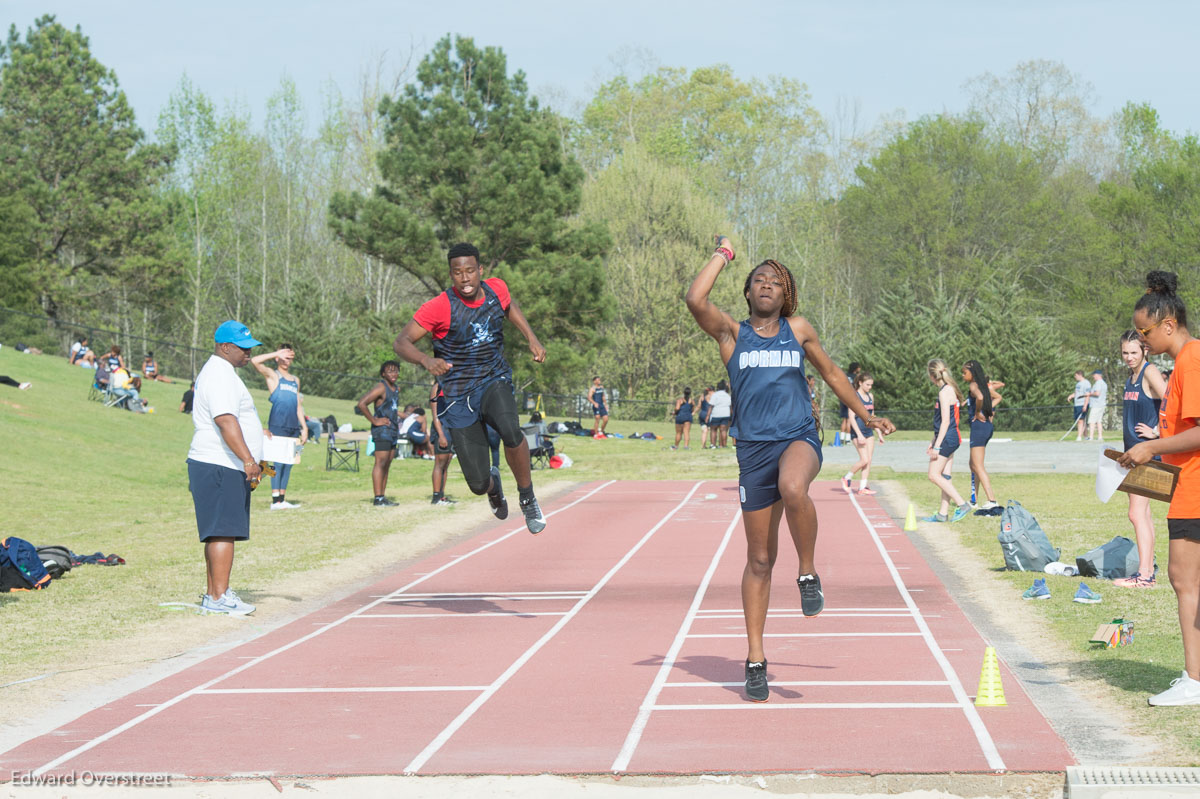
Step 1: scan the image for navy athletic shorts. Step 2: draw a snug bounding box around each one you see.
[187,459,251,541]
[937,430,961,458]
[969,420,993,448]
[735,432,823,512]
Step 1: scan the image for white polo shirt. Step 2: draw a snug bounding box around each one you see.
[188,355,264,471]
[710,390,732,418]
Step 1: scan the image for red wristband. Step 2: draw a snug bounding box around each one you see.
[715,246,735,263]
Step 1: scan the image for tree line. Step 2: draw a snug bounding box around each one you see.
[2,16,1197,417]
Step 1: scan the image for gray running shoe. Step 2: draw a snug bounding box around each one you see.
[745,659,769,702]
[797,573,824,616]
[520,495,546,535]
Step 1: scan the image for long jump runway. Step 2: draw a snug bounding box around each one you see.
[0,481,1072,778]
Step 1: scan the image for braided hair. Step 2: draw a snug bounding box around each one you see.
[962,359,991,417]
[743,260,798,318]
[1135,270,1189,329]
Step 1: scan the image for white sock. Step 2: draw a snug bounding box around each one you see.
[859,479,868,489]
[844,472,853,481]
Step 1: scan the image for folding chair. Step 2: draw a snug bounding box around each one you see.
[325,431,364,472]
[522,424,556,470]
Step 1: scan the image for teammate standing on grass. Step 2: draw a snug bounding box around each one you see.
[672,387,694,450]
[924,359,971,523]
[252,344,307,509]
[1118,271,1200,706]
[590,376,609,438]
[963,359,1001,512]
[1115,330,1167,588]
[429,380,456,506]
[394,242,548,534]
[686,235,894,703]
[356,361,402,506]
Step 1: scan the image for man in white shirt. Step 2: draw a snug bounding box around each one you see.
[186,320,265,615]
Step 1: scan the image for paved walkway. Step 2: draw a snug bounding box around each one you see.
[821,438,1114,474]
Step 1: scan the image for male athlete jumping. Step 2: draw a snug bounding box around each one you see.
[395,243,548,534]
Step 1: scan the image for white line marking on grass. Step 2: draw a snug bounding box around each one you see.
[403,481,707,775]
[652,702,962,711]
[847,493,1006,771]
[611,508,741,773]
[29,480,617,777]
[198,686,488,694]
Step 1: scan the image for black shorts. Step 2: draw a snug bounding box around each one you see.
[735,433,823,512]
[1168,518,1200,541]
[709,416,731,428]
[187,459,251,541]
[372,437,396,452]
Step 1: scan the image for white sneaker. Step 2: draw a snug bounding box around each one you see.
[270,500,300,509]
[1044,561,1078,577]
[1148,672,1200,706]
[200,591,255,615]
[979,500,999,510]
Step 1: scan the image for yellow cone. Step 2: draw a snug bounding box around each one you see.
[975,646,1007,707]
[904,503,918,531]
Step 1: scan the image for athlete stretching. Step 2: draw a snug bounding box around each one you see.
[395,243,548,534]
[686,236,894,702]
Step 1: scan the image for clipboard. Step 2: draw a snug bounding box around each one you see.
[1103,449,1181,502]
[262,435,302,465]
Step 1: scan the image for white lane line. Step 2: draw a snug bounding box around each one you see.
[29,480,617,777]
[379,591,588,598]
[652,702,962,711]
[685,632,923,639]
[354,612,568,619]
[663,680,951,687]
[404,481,707,775]
[693,612,912,619]
[610,509,741,773]
[198,686,488,694]
[847,493,1006,771]
[696,607,910,614]
[380,596,584,603]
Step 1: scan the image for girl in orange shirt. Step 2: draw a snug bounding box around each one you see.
[1118,271,1200,706]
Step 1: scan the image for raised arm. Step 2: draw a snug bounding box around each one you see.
[504,298,546,363]
[794,316,894,435]
[250,349,292,392]
[685,236,742,362]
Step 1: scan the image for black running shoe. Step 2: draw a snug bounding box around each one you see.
[797,573,824,616]
[745,659,769,702]
[520,495,547,535]
[487,467,508,520]
[373,496,398,507]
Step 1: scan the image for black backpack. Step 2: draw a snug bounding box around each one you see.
[37,546,74,579]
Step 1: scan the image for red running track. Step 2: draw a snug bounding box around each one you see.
[0,480,1072,778]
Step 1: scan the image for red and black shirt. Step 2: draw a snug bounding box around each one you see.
[413,278,512,400]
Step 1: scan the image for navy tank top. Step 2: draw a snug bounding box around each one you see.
[372,381,400,440]
[267,374,301,435]
[1123,364,1161,450]
[933,391,960,440]
[726,320,814,442]
[592,386,606,408]
[432,282,511,400]
[967,385,993,421]
[676,399,693,423]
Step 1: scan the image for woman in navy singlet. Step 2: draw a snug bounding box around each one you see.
[925,359,971,523]
[251,344,307,508]
[1115,330,1167,586]
[686,235,894,703]
[841,372,878,495]
[356,361,403,506]
[962,359,1001,512]
[590,377,609,438]
[698,387,714,449]
[671,387,694,450]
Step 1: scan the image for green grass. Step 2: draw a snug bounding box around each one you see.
[1,346,1194,761]
[892,470,1198,760]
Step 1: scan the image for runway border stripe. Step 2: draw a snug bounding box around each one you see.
[29,480,617,778]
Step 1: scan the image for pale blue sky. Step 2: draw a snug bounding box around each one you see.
[6,1,1198,138]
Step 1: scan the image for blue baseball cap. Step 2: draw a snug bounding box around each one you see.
[213,320,262,348]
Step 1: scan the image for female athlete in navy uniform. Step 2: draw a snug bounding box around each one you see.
[686,236,894,702]
[357,361,403,506]
[924,359,971,523]
[590,376,609,438]
[672,387,694,449]
[395,243,548,534]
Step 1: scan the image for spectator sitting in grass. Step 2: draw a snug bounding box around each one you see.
[110,366,149,412]
[142,351,172,383]
[399,405,432,457]
[69,336,96,368]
